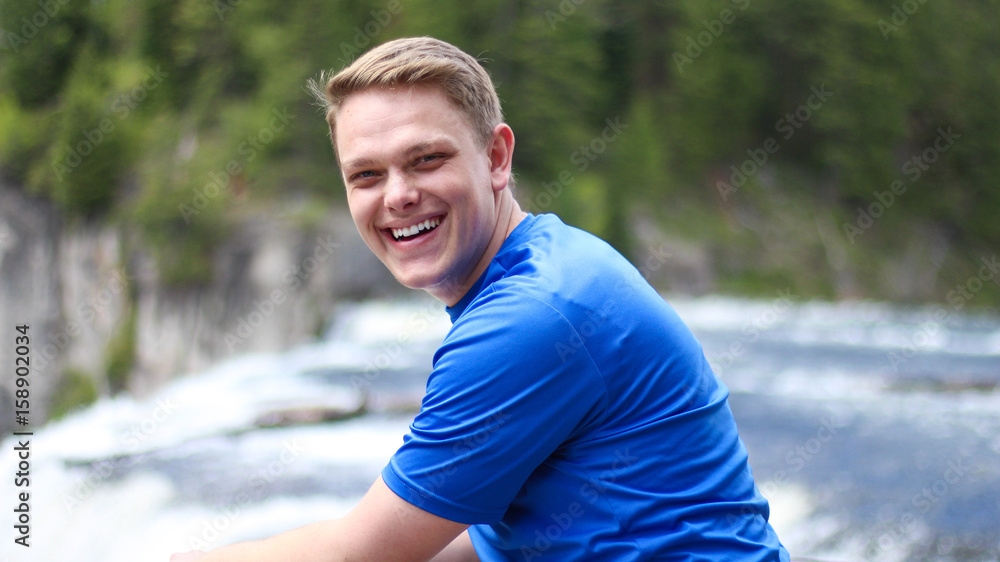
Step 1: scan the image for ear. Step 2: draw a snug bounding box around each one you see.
[487,123,515,193]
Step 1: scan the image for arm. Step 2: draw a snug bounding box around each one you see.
[431,531,480,562]
[170,476,468,562]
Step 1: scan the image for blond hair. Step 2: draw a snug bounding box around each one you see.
[308,36,503,154]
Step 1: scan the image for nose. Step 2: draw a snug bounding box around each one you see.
[383,172,420,212]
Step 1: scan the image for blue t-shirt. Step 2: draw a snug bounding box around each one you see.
[382,214,788,560]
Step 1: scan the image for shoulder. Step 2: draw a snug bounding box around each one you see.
[496,213,626,271]
[435,285,605,386]
[445,289,576,353]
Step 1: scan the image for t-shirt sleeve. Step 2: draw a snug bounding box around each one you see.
[381,293,607,524]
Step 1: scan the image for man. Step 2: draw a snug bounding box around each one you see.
[172,36,789,561]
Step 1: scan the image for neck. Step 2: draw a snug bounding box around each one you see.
[432,190,526,307]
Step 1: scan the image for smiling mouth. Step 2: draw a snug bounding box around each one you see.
[388,216,443,242]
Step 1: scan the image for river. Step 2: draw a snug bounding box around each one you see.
[2,294,999,561]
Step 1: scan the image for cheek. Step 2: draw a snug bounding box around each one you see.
[347,208,364,233]
[347,194,376,228]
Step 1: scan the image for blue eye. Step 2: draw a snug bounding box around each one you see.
[417,153,447,166]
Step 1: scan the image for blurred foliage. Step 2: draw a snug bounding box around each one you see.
[104,303,137,394]
[0,0,997,303]
[50,367,99,420]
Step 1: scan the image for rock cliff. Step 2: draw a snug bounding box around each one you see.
[0,183,398,432]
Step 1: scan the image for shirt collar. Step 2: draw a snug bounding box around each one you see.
[445,213,538,323]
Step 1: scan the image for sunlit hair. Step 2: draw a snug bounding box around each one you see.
[307,36,503,156]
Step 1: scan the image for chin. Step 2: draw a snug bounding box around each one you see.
[388,267,439,291]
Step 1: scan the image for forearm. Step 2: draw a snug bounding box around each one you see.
[194,519,348,562]
[173,477,467,562]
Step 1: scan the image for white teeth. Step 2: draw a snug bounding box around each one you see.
[391,217,441,241]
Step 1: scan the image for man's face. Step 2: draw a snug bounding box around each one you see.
[335,85,503,303]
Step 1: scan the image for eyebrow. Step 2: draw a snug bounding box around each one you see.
[341,137,457,173]
[341,156,377,172]
[403,138,454,159]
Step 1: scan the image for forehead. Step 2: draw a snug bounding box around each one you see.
[335,85,475,166]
